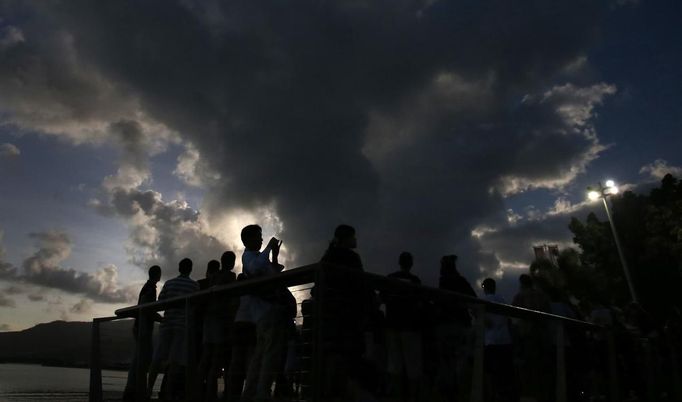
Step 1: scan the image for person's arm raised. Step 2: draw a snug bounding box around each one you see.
[271,239,283,268]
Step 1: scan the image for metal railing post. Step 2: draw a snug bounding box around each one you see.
[185,298,195,401]
[312,264,325,402]
[89,319,103,402]
[555,321,567,402]
[607,331,619,402]
[470,304,485,402]
[642,338,656,402]
[134,309,145,402]
[666,326,682,400]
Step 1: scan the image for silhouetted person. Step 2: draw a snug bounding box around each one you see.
[319,224,376,400]
[511,274,551,402]
[198,260,220,290]
[511,274,550,312]
[148,258,199,401]
[546,286,581,402]
[481,278,518,402]
[320,224,363,269]
[195,260,220,396]
[123,265,162,401]
[239,224,288,402]
[434,254,476,401]
[217,251,238,400]
[384,252,423,401]
[226,272,256,401]
[220,251,238,284]
[197,259,224,402]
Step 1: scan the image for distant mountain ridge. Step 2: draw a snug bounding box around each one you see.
[0,320,135,369]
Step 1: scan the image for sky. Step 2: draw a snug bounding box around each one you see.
[0,0,681,331]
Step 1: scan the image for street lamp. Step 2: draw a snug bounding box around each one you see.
[587,180,638,303]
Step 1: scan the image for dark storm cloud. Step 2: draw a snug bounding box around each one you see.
[1,0,619,283]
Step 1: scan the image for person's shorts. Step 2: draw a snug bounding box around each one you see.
[152,326,186,366]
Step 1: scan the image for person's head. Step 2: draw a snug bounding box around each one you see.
[179,258,193,276]
[241,224,263,251]
[440,254,458,276]
[148,265,161,282]
[332,224,357,249]
[221,251,236,271]
[481,278,496,295]
[399,252,413,271]
[519,274,533,289]
[206,260,220,278]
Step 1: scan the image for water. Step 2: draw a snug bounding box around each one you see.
[0,363,126,401]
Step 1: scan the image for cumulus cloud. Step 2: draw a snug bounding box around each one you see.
[174,143,221,187]
[28,293,44,302]
[496,83,615,196]
[472,193,606,287]
[0,1,617,285]
[0,142,20,158]
[20,231,136,303]
[639,159,682,180]
[3,285,24,295]
[70,298,93,314]
[91,185,229,274]
[0,293,16,307]
[0,230,17,279]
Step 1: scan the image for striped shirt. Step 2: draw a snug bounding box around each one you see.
[158,275,199,329]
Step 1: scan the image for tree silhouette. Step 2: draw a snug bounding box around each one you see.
[568,174,682,320]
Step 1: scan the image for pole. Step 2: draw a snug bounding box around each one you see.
[469,304,485,402]
[185,298,195,401]
[135,309,145,401]
[312,264,325,402]
[602,197,639,303]
[89,319,103,402]
[607,331,619,402]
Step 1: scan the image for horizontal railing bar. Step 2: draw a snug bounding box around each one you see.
[93,316,124,323]
[115,264,317,318]
[104,263,600,329]
[361,270,601,329]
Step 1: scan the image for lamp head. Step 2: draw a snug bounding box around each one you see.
[588,190,601,201]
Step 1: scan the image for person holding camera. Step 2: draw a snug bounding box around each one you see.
[239,224,289,402]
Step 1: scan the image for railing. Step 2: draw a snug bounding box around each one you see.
[89,263,681,402]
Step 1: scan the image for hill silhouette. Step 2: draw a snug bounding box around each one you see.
[0,320,135,369]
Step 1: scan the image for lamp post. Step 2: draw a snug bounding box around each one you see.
[587,180,638,304]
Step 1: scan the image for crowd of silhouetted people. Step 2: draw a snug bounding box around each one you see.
[121,224,682,402]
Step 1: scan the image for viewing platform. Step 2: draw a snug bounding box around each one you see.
[90,263,680,402]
